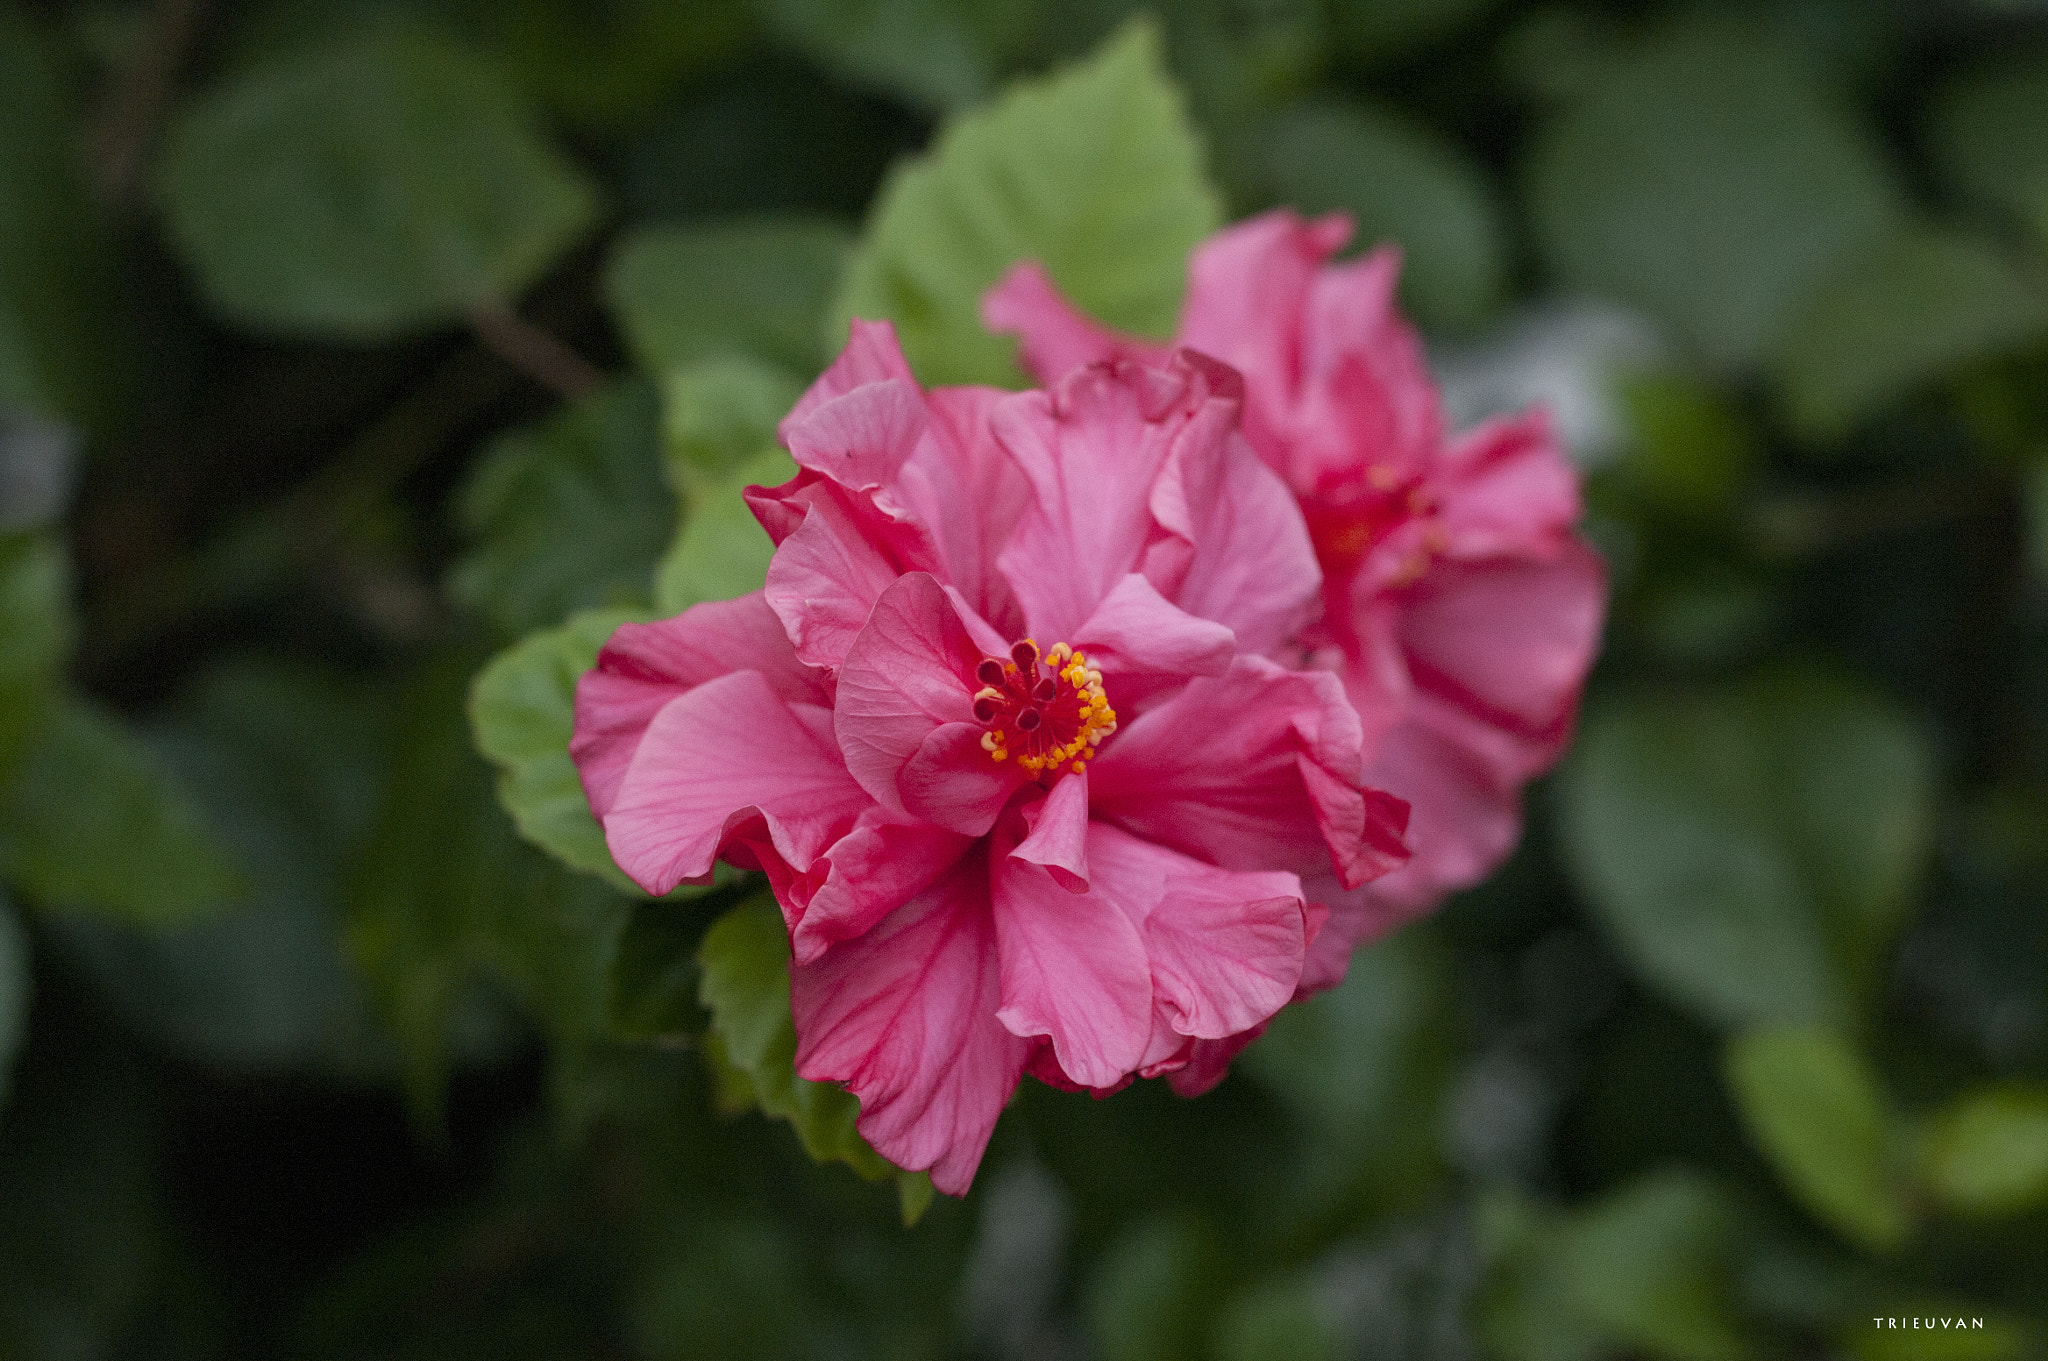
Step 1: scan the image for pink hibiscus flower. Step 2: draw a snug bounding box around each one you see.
[571,321,1409,1194]
[985,210,1607,996]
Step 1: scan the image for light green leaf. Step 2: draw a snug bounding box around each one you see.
[448,381,672,636]
[351,650,627,1122]
[756,0,1035,113]
[696,894,894,1180]
[0,9,118,429]
[654,447,796,614]
[605,219,853,377]
[0,698,243,925]
[1257,97,1507,329]
[0,530,72,779]
[470,609,646,892]
[661,356,807,484]
[1527,16,1901,369]
[833,17,1221,386]
[1773,226,2048,440]
[0,893,24,1110]
[1927,53,2048,244]
[1557,671,1933,1030]
[897,1169,936,1227]
[157,27,600,339]
[1918,1084,2048,1220]
[1560,1171,1754,1361]
[1725,1025,1912,1253]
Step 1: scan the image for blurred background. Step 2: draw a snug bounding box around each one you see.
[3,0,2047,1356]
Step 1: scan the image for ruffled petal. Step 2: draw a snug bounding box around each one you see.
[1165,1024,1267,1098]
[1168,434,1322,658]
[780,317,918,439]
[786,808,975,964]
[892,385,1033,634]
[981,261,1165,383]
[759,481,916,669]
[1071,573,1235,690]
[571,595,826,819]
[1008,770,1091,891]
[603,671,872,895]
[791,847,1028,1195]
[1432,409,1581,559]
[780,378,928,493]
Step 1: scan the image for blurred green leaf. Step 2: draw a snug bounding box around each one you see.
[1257,97,1506,329]
[1557,671,1933,1030]
[47,661,393,1075]
[0,8,117,430]
[470,608,645,892]
[1475,1192,1605,1361]
[757,0,1035,112]
[1210,1276,1337,1361]
[351,650,627,1121]
[1560,1171,1754,1361]
[488,0,751,130]
[654,447,796,614]
[609,893,713,1041]
[696,894,895,1180]
[0,530,72,779]
[0,698,243,925]
[0,892,23,1111]
[834,17,1221,385]
[1725,1025,1911,1253]
[605,219,853,378]
[158,27,600,339]
[1843,1308,2031,1360]
[1526,17,1901,369]
[1326,0,1499,67]
[449,381,671,636]
[662,356,807,483]
[1085,1215,1222,1361]
[1614,372,1760,516]
[1918,1084,2048,1220]
[1927,51,2048,245]
[1773,227,2048,440]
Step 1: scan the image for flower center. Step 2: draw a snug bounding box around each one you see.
[973,639,1116,776]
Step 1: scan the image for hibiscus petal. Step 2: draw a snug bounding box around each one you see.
[1009,771,1091,891]
[788,809,975,964]
[1165,1024,1268,1098]
[981,261,1165,383]
[780,378,928,492]
[1433,410,1581,558]
[835,572,999,814]
[571,595,825,818]
[791,848,1028,1195]
[991,845,1154,1091]
[780,317,918,440]
[900,722,1025,837]
[603,670,872,895]
[762,485,914,670]
[1071,573,1235,689]
[892,385,1032,634]
[1086,823,1307,1039]
[1088,656,1409,890]
[1168,437,1322,658]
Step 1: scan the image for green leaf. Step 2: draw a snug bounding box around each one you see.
[351,649,627,1122]
[1772,226,2048,440]
[1257,97,1507,329]
[1210,1277,1337,1361]
[0,9,118,429]
[1918,1084,2048,1220]
[1085,1216,1223,1361]
[448,381,672,636]
[608,891,720,1042]
[1614,372,1760,516]
[756,0,1037,113]
[695,895,894,1180]
[833,17,1222,386]
[1560,1171,1754,1361]
[1926,52,2048,244]
[654,447,796,614]
[470,609,645,891]
[605,219,853,377]
[1326,0,1501,67]
[0,892,24,1110]
[1526,16,1901,369]
[485,0,750,131]
[0,530,72,779]
[1843,1308,2032,1361]
[0,698,243,925]
[1725,1025,1912,1253]
[897,1169,936,1227]
[157,26,600,340]
[661,355,807,483]
[1556,671,1933,1030]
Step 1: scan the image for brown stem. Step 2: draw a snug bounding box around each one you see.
[92,0,210,207]
[466,300,606,400]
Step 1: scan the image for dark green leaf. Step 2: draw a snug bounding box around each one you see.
[608,893,716,1042]
[1556,672,1933,1030]
[756,0,1036,113]
[1326,0,1500,67]
[1918,1084,2048,1220]
[1560,1171,1754,1361]
[654,448,795,614]
[696,894,894,1179]
[0,698,243,925]
[1085,1216,1222,1361]
[1725,1025,1912,1253]
[449,381,672,636]
[605,219,852,377]
[0,530,71,779]
[158,27,600,339]
[486,0,751,131]
[1526,16,1901,368]
[1257,97,1507,329]
[470,609,645,891]
[0,892,23,1111]
[833,18,1221,386]
[1772,226,2048,440]
[1926,52,2048,244]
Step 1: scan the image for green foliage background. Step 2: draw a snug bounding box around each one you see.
[2,1,2047,1357]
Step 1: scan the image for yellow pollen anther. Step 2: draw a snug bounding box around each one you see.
[973,638,1115,780]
